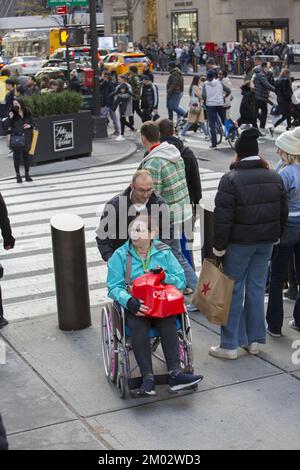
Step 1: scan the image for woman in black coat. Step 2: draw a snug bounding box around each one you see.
[237,81,257,128]
[272,68,293,131]
[210,128,288,360]
[2,98,34,183]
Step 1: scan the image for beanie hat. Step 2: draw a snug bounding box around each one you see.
[168,61,176,71]
[276,127,300,155]
[207,69,216,80]
[235,127,260,158]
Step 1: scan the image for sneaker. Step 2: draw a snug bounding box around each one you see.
[209,345,238,360]
[183,288,194,295]
[259,128,267,136]
[0,317,8,329]
[25,174,33,182]
[209,145,217,149]
[244,342,260,355]
[204,135,210,140]
[115,135,126,141]
[134,378,156,397]
[266,328,281,338]
[288,320,300,332]
[269,127,274,137]
[111,130,120,137]
[169,371,203,392]
[186,303,199,313]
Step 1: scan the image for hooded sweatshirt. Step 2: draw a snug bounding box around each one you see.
[202,79,230,107]
[139,141,192,224]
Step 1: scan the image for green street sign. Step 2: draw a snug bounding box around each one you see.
[48,0,88,6]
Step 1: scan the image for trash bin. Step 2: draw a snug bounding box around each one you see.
[200,198,215,262]
[51,213,91,331]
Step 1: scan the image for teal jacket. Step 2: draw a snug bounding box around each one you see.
[107,239,186,310]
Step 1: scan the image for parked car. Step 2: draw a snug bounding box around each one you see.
[103,51,153,77]
[0,56,10,71]
[3,56,43,75]
[45,47,109,66]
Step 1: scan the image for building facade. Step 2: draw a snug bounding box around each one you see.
[103,0,300,44]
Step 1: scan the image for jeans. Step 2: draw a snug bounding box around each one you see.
[206,106,226,147]
[267,216,300,333]
[100,106,120,133]
[169,236,198,291]
[13,148,30,175]
[167,92,186,121]
[181,121,208,136]
[126,312,181,378]
[221,243,273,349]
[255,99,268,129]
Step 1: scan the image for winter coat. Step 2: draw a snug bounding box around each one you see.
[167,68,184,96]
[0,193,15,249]
[253,65,275,102]
[113,83,133,117]
[239,85,256,124]
[214,158,288,251]
[107,239,186,310]
[275,77,293,105]
[187,85,205,124]
[141,83,159,112]
[2,107,34,152]
[160,135,202,205]
[138,141,192,224]
[100,79,115,107]
[127,74,141,101]
[95,186,174,262]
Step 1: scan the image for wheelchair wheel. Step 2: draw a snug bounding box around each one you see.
[101,304,118,383]
[117,374,126,399]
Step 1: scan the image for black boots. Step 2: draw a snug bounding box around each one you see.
[0,316,8,329]
[16,174,22,183]
[25,173,33,182]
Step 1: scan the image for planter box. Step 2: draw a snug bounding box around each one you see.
[32,110,93,164]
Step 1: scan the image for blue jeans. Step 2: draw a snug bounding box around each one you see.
[221,243,273,350]
[267,216,300,333]
[169,237,198,291]
[206,106,226,147]
[167,93,186,121]
[181,121,208,136]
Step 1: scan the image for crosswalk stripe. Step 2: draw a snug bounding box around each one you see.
[1,162,222,322]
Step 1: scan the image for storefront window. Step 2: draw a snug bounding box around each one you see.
[111,17,129,35]
[171,11,198,43]
[237,19,288,44]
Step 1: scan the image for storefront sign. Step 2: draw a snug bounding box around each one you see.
[174,1,193,6]
[237,19,288,28]
[53,120,74,152]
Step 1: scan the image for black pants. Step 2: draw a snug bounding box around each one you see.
[0,285,3,319]
[132,100,143,120]
[141,109,153,122]
[255,99,268,129]
[126,312,181,379]
[274,101,292,129]
[13,148,30,175]
[120,116,134,135]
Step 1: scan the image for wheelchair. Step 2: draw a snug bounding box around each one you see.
[101,302,196,399]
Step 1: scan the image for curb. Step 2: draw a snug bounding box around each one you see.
[0,142,138,182]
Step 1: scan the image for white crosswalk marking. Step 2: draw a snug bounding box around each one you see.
[0,162,223,322]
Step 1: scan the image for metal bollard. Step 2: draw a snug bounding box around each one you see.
[51,213,91,331]
[200,198,215,262]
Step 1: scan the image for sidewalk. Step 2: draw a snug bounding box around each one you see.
[0,136,137,180]
[1,299,300,450]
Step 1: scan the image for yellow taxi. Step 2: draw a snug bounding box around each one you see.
[102,52,153,77]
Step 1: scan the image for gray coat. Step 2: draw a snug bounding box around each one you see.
[253,66,275,102]
[115,83,133,117]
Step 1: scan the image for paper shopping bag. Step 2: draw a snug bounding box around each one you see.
[192,258,234,326]
[29,129,39,156]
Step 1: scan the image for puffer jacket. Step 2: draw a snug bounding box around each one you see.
[167,68,184,96]
[253,65,275,102]
[214,158,288,251]
[275,77,293,104]
[107,239,186,310]
[239,85,256,124]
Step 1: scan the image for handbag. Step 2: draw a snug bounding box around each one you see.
[10,134,25,149]
[126,252,185,318]
[192,258,234,326]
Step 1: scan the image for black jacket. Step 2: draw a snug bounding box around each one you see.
[160,135,202,205]
[214,159,288,251]
[141,83,159,111]
[239,85,256,124]
[2,107,34,152]
[96,186,173,261]
[100,79,116,108]
[167,68,184,96]
[275,77,293,104]
[0,193,15,249]
[253,65,275,102]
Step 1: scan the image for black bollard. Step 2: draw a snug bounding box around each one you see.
[51,213,91,331]
[200,198,215,262]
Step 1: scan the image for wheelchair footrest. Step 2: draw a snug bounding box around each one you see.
[128,373,169,390]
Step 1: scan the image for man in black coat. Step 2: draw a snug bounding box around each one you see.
[252,62,275,132]
[96,170,173,262]
[0,193,15,329]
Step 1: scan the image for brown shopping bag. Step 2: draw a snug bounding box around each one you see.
[29,129,39,156]
[192,258,234,326]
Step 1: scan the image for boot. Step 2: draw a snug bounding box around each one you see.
[16,174,22,183]
[0,316,8,329]
[25,173,33,182]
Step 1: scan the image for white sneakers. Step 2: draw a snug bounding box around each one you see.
[209,346,238,360]
[115,135,126,141]
[209,342,260,359]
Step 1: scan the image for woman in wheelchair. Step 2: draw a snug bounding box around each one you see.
[107,214,203,397]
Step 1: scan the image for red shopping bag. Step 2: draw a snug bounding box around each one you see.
[131,271,185,318]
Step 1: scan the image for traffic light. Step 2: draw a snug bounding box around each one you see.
[59,28,84,47]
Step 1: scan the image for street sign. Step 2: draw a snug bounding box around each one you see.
[48,0,88,6]
[56,6,68,14]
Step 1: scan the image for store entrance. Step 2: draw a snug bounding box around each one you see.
[237,19,289,44]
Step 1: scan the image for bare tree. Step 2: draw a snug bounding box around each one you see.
[15,0,50,16]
